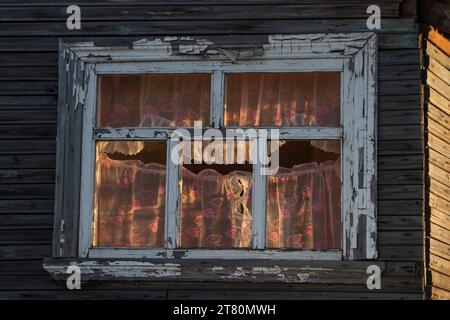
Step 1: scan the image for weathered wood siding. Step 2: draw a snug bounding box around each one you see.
[0,0,425,299]
[421,27,450,300]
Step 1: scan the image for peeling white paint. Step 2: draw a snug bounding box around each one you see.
[264,33,369,58]
[297,273,310,282]
[163,36,178,42]
[179,39,213,55]
[44,259,385,284]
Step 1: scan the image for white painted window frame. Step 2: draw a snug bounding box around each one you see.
[67,33,377,261]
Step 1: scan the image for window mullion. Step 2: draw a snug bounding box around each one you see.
[165,139,180,249]
[252,135,267,250]
[211,70,224,128]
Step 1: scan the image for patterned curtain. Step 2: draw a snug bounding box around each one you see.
[225,72,340,127]
[94,72,341,249]
[180,169,253,249]
[95,152,340,249]
[98,74,211,127]
[267,160,341,250]
[225,72,340,153]
[95,153,166,247]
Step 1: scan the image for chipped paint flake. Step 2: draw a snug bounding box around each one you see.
[297,273,310,282]
[179,39,213,55]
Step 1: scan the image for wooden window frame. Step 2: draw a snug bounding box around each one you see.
[51,33,378,269]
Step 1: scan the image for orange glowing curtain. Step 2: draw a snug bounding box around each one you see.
[98,74,211,127]
[266,160,341,249]
[225,72,340,127]
[95,152,166,247]
[180,169,253,249]
[94,71,342,249]
[95,150,340,249]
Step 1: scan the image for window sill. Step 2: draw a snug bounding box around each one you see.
[86,248,343,260]
[43,258,384,284]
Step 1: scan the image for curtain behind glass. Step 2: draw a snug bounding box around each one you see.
[225,72,340,127]
[95,152,166,247]
[97,74,211,127]
[95,152,340,249]
[267,160,341,249]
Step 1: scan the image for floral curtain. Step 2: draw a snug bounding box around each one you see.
[97,74,211,127]
[94,153,166,247]
[180,169,253,249]
[267,160,341,250]
[225,72,340,127]
[95,152,340,249]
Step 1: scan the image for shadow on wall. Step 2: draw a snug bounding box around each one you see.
[419,0,450,35]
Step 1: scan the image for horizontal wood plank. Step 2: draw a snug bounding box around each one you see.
[0,52,58,67]
[378,125,422,140]
[0,4,400,21]
[0,229,52,244]
[378,215,423,230]
[379,64,420,81]
[379,49,419,66]
[0,244,51,260]
[0,67,58,81]
[378,140,422,155]
[0,214,53,229]
[379,79,420,96]
[0,110,57,124]
[0,259,48,275]
[0,169,55,183]
[379,94,421,111]
[378,231,422,246]
[0,184,54,199]
[378,154,423,170]
[0,125,56,139]
[0,81,57,96]
[378,169,422,185]
[0,199,54,213]
[378,245,422,261]
[0,19,416,36]
[378,184,422,200]
[0,96,57,108]
[379,110,421,126]
[0,155,55,169]
[378,200,422,216]
[0,140,56,155]
[0,0,407,6]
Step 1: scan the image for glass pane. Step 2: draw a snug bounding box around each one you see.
[94,141,166,247]
[266,140,341,249]
[180,141,253,249]
[225,72,340,127]
[97,74,211,127]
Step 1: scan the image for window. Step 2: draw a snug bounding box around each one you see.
[52,34,377,265]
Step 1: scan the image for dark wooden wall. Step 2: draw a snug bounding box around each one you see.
[0,0,425,299]
[419,0,450,35]
[421,27,450,300]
